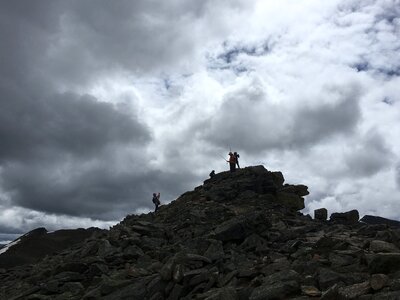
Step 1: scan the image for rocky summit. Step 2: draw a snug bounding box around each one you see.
[1,165,400,300]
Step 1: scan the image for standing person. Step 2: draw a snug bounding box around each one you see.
[152,192,161,212]
[209,170,215,178]
[234,152,240,169]
[228,152,236,172]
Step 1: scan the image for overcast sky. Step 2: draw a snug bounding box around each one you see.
[1,0,400,243]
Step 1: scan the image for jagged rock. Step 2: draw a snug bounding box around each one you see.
[369,240,400,253]
[280,184,309,197]
[360,215,400,228]
[276,192,305,210]
[315,208,328,221]
[2,166,400,300]
[318,268,343,290]
[213,212,271,242]
[249,280,300,300]
[0,227,102,269]
[330,210,359,224]
[320,283,339,300]
[367,253,400,274]
[60,282,84,295]
[338,281,371,299]
[204,240,224,262]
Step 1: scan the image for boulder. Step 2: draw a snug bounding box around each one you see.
[369,240,400,253]
[338,281,371,299]
[330,210,359,224]
[249,281,300,300]
[367,253,400,274]
[315,208,328,221]
[370,274,389,291]
[276,192,305,210]
[318,268,342,290]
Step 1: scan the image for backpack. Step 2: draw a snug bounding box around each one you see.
[152,195,160,205]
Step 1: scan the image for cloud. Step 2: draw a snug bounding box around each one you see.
[201,76,361,153]
[0,90,149,162]
[396,163,400,189]
[344,129,394,177]
[1,0,400,240]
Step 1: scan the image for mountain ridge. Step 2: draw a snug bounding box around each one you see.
[1,165,400,299]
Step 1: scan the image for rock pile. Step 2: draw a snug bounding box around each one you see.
[1,165,400,299]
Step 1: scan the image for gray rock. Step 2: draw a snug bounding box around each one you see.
[204,240,224,262]
[276,192,305,210]
[249,280,300,300]
[318,268,343,290]
[338,281,371,299]
[369,240,400,253]
[330,210,359,224]
[301,285,321,297]
[61,282,84,295]
[320,283,339,300]
[315,208,328,221]
[370,290,400,299]
[263,269,300,285]
[367,253,400,274]
[167,284,183,300]
[370,274,389,291]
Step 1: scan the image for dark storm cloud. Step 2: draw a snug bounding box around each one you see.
[0,88,154,219]
[0,1,219,89]
[1,161,198,220]
[0,90,149,162]
[0,233,21,243]
[0,225,22,236]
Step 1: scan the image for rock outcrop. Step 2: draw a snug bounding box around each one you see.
[1,165,400,299]
[0,227,104,269]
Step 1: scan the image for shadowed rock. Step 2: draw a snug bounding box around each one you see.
[1,166,400,300]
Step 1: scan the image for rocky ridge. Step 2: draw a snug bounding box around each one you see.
[1,165,400,299]
[0,227,104,269]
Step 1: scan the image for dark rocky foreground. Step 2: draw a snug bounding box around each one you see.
[1,165,400,299]
[0,227,104,269]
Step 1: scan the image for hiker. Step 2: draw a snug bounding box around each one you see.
[209,170,215,178]
[228,152,236,172]
[152,192,161,212]
[234,152,240,169]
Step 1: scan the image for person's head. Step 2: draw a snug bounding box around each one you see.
[229,152,233,155]
[234,152,237,155]
[153,193,156,196]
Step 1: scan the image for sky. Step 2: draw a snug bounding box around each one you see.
[1,0,400,244]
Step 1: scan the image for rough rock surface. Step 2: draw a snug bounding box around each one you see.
[0,227,104,269]
[1,166,400,300]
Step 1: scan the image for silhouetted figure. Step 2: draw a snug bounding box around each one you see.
[209,170,215,178]
[228,152,236,172]
[234,152,240,169]
[152,192,160,212]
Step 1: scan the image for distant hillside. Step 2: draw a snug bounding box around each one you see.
[0,227,104,269]
[1,166,400,299]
